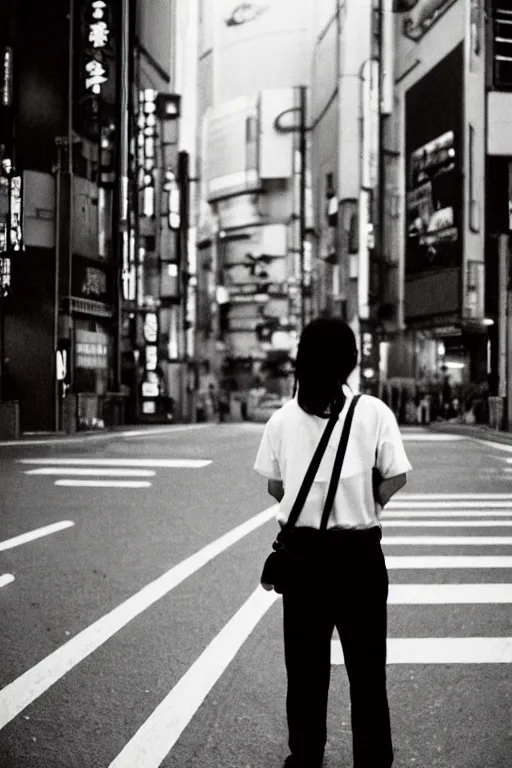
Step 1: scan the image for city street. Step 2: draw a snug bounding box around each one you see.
[0,424,511,768]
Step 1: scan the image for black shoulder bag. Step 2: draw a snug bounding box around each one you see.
[260,394,361,593]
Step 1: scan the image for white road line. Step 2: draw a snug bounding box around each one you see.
[331,637,512,665]
[384,536,512,545]
[120,425,215,439]
[387,501,512,509]
[0,521,75,552]
[108,587,279,768]
[387,584,512,603]
[395,494,512,500]
[0,574,15,588]
[473,438,512,454]
[18,459,212,469]
[0,505,277,730]
[25,468,156,477]
[401,434,464,441]
[385,556,512,569]
[382,520,512,528]
[382,510,512,518]
[54,480,152,489]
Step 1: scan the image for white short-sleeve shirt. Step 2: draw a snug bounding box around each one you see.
[254,388,412,530]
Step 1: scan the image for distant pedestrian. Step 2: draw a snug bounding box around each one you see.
[254,317,412,768]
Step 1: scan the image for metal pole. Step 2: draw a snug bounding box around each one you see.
[299,85,307,331]
[498,234,508,402]
[113,0,130,393]
[54,143,63,431]
[507,235,512,431]
[67,0,74,394]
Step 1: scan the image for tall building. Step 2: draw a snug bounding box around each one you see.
[0,0,191,436]
[310,0,392,396]
[195,0,316,407]
[387,0,510,426]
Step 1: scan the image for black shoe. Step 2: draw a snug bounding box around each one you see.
[283,756,323,768]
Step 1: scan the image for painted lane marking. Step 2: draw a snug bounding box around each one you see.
[120,425,215,439]
[383,536,512,545]
[387,583,512,604]
[381,510,512,518]
[0,505,277,730]
[0,574,15,588]
[400,434,463,441]
[395,494,512,500]
[54,480,151,489]
[387,501,512,509]
[331,637,512,665]
[108,587,279,768]
[0,521,75,553]
[473,439,512,454]
[18,459,212,469]
[385,556,512,569]
[382,520,512,528]
[25,468,156,477]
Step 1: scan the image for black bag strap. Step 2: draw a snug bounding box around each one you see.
[319,394,361,531]
[281,408,340,533]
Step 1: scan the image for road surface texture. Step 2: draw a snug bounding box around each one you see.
[0,423,511,767]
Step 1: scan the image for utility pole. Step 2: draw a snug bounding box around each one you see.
[299,85,307,331]
[112,0,130,395]
[274,85,308,333]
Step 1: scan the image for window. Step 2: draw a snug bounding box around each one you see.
[494,2,512,88]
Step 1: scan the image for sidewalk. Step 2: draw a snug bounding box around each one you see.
[0,423,213,446]
[427,421,512,447]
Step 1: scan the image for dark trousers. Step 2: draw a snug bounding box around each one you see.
[282,527,393,768]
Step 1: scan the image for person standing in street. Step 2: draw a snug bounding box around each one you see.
[254,318,412,768]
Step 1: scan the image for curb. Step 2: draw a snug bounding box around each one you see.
[427,422,512,449]
[0,423,215,448]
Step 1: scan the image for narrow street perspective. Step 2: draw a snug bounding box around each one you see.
[1,1,512,767]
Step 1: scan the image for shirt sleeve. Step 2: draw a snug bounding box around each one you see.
[375,406,413,479]
[254,421,282,480]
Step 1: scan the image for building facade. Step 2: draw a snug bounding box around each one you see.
[0,0,192,436]
[386,0,512,426]
[195,0,317,410]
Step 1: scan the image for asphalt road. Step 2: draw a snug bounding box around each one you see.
[0,423,511,768]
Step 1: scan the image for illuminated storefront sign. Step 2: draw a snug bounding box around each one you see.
[0,160,23,285]
[2,47,13,107]
[141,311,161,412]
[75,329,109,370]
[73,257,110,304]
[138,89,157,218]
[83,0,111,96]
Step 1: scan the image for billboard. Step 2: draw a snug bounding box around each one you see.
[405,44,463,278]
[204,96,259,201]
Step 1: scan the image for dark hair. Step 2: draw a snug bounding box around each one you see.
[294,318,358,417]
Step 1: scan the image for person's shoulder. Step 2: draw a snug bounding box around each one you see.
[357,393,396,421]
[265,398,300,430]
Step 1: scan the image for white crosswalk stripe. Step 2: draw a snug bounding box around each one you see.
[332,492,512,665]
[17,457,212,489]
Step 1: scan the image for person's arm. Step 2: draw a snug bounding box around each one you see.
[268,479,284,502]
[374,405,412,509]
[375,472,406,507]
